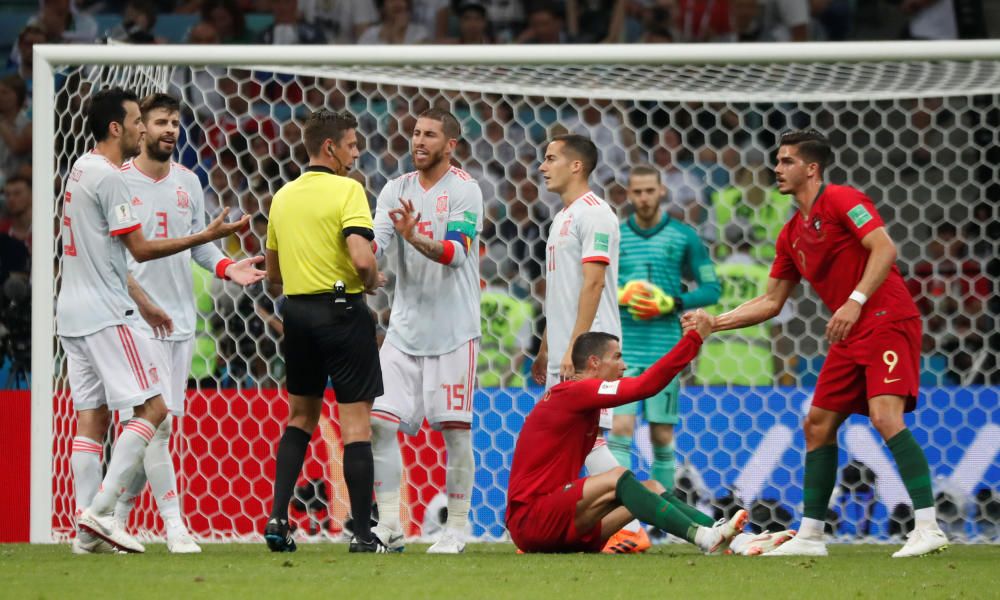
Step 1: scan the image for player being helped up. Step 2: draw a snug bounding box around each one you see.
[507,309,783,555]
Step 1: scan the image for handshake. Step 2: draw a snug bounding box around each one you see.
[618,280,679,320]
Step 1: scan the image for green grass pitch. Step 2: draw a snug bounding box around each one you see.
[2,543,998,599]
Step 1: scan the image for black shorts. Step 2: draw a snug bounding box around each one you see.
[282,293,383,403]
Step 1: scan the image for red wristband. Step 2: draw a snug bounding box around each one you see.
[436,240,456,265]
[215,258,235,279]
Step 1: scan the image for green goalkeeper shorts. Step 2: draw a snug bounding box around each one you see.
[612,366,680,424]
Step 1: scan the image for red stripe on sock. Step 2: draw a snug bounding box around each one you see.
[126,419,155,439]
[125,421,155,442]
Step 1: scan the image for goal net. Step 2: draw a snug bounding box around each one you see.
[31,43,1000,543]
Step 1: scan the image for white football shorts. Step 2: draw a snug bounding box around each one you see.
[62,324,163,413]
[374,338,479,436]
[120,337,194,418]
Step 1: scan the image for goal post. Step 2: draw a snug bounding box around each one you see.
[31,41,1000,544]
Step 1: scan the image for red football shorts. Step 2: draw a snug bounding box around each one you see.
[812,317,921,416]
[506,478,604,553]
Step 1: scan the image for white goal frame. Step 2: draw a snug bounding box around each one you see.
[30,40,1000,543]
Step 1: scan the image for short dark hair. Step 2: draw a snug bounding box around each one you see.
[418,108,461,139]
[571,331,619,371]
[303,109,358,157]
[3,174,30,189]
[551,133,598,178]
[85,87,140,142]
[779,129,833,175]
[628,164,660,184]
[139,92,180,118]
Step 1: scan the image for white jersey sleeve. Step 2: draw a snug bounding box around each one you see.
[543,192,621,372]
[123,162,223,340]
[56,153,142,337]
[382,168,482,356]
[372,179,398,260]
[186,169,230,274]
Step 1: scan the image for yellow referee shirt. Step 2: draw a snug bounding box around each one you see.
[266,166,374,295]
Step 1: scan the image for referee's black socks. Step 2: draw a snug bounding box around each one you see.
[343,441,375,542]
[270,426,311,521]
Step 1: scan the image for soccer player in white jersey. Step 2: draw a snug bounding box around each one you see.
[60,87,247,554]
[369,109,483,554]
[109,93,266,553]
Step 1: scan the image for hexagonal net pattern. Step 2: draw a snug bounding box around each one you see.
[45,59,998,543]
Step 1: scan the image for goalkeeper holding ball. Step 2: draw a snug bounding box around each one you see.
[609,165,721,499]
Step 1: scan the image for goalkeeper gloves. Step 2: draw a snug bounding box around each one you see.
[627,283,680,320]
[618,280,650,306]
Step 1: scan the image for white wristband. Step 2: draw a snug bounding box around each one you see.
[848,290,868,306]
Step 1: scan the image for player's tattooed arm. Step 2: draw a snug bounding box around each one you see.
[389,198,446,261]
[127,274,173,338]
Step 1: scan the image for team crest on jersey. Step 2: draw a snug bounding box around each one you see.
[131,196,143,206]
[177,187,191,210]
[812,218,821,232]
[436,193,448,215]
[148,366,159,384]
[560,216,573,236]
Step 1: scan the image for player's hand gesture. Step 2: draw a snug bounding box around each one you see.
[531,348,547,385]
[365,271,387,295]
[389,198,420,241]
[139,302,174,339]
[826,299,861,344]
[682,309,714,339]
[226,256,266,285]
[559,348,574,380]
[204,207,251,241]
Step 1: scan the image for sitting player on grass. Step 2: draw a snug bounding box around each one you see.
[506,310,768,554]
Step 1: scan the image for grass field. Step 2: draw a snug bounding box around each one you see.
[2,543,998,600]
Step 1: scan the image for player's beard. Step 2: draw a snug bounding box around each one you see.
[415,146,446,172]
[145,138,174,163]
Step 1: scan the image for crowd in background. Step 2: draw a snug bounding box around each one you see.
[0,0,997,389]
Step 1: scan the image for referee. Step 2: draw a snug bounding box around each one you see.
[263,109,387,553]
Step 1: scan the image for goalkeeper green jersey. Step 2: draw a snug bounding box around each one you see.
[618,213,720,368]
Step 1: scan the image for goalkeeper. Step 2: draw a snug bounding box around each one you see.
[610,165,720,497]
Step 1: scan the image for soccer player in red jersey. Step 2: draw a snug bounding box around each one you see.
[683,130,947,558]
[506,310,750,554]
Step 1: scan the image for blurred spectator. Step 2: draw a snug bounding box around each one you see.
[894,0,958,39]
[0,76,31,189]
[517,2,573,43]
[200,0,253,43]
[671,0,731,42]
[106,0,165,44]
[477,0,527,42]
[410,0,451,39]
[258,0,327,43]
[714,0,810,42]
[29,0,99,44]
[357,0,431,44]
[299,0,378,43]
[0,176,32,256]
[637,0,673,42]
[440,1,496,43]
[566,0,627,43]
[187,20,221,42]
[6,24,48,94]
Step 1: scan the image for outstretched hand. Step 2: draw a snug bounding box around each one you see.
[204,207,250,241]
[226,256,266,286]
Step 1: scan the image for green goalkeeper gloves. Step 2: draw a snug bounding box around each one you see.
[626,282,679,320]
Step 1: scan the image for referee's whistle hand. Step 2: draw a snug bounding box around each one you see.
[203,207,251,241]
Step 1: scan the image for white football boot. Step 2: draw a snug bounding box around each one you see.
[701,509,749,555]
[427,529,466,554]
[78,508,145,553]
[71,531,120,555]
[729,530,797,556]
[166,528,202,554]
[372,523,405,553]
[761,533,828,557]
[891,527,948,558]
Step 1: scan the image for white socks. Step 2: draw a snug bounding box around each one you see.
[115,418,183,532]
[584,439,619,475]
[798,517,826,540]
[443,428,473,534]
[88,418,155,516]
[915,506,938,531]
[71,436,103,516]
[371,416,403,533]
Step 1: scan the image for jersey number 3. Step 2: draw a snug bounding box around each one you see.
[155,211,169,238]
